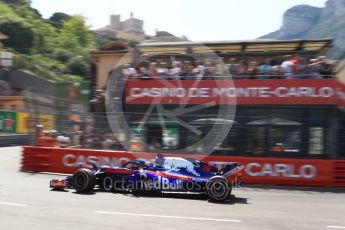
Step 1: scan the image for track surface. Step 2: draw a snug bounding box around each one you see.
[1,147,345,230]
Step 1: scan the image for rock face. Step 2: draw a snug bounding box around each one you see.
[261,0,345,58]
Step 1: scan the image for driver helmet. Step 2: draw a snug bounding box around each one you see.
[155,154,165,167]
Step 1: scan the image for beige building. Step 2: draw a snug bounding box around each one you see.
[0,96,25,111]
[91,42,131,90]
[96,13,146,41]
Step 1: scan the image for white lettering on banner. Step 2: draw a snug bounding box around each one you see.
[62,154,156,168]
[245,163,317,179]
[273,87,334,98]
[62,154,317,179]
[130,87,335,99]
[62,154,131,168]
[130,88,187,98]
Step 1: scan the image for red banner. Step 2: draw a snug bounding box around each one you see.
[22,146,336,186]
[126,79,345,106]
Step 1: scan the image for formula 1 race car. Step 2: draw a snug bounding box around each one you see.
[50,155,244,201]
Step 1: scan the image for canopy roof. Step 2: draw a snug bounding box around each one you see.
[136,39,332,56]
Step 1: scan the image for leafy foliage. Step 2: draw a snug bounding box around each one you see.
[49,12,71,29]
[0,0,31,7]
[0,1,95,81]
[128,39,140,48]
[67,57,89,77]
[0,17,34,53]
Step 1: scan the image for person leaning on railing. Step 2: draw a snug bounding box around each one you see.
[120,55,336,81]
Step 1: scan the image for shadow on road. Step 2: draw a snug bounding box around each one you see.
[50,189,69,193]
[71,191,96,195]
[121,191,250,204]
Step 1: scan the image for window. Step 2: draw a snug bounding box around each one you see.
[162,127,179,150]
[128,125,145,151]
[270,128,302,153]
[308,127,324,155]
[247,127,266,155]
[245,116,303,155]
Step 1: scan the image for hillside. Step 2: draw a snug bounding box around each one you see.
[0,0,96,82]
[261,0,345,58]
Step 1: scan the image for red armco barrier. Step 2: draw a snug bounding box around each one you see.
[21,146,345,187]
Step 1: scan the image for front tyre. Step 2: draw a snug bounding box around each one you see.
[72,168,96,193]
[206,176,230,201]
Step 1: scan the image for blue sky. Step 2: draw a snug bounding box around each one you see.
[31,0,327,41]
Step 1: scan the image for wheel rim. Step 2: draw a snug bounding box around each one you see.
[207,178,229,200]
[74,173,87,188]
[103,177,113,191]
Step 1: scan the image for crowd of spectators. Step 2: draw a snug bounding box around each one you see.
[79,131,122,150]
[37,128,123,150]
[122,55,338,80]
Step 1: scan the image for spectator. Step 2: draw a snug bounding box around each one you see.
[294,56,308,79]
[318,56,333,78]
[215,57,229,77]
[85,133,93,149]
[238,60,250,79]
[79,131,86,148]
[122,63,136,80]
[92,135,102,149]
[139,66,149,79]
[186,65,195,80]
[204,61,215,78]
[56,132,70,148]
[227,58,239,75]
[148,139,162,151]
[249,61,259,79]
[102,133,114,150]
[281,55,294,79]
[257,59,272,79]
[148,62,159,79]
[271,65,284,79]
[131,65,143,79]
[193,60,205,80]
[158,62,170,79]
[180,60,190,78]
[308,58,322,79]
[169,61,182,79]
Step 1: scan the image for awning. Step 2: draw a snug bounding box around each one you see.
[137,39,332,56]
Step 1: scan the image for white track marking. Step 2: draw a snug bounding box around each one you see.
[95,211,243,223]
[0,201,28,207]
[327,226,345,229]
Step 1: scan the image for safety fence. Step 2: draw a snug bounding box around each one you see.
[21,145,345,187]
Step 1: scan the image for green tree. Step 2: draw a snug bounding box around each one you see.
[67,57,89,78]
[53,49,73,63]
[15,6,58,54]
[0,0,31,7]
[128,39,140,48]
[59,15,93,49]
[0,17,34,53]
[49,12,71,29]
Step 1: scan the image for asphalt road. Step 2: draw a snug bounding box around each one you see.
[1,146,345,230]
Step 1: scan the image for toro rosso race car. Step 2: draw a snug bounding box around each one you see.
[50,155,244,201]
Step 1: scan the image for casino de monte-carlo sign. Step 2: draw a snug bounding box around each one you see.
[125,79,344,106]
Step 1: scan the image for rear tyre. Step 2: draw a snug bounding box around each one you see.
[206,176,230,201]
[72,168,96,193]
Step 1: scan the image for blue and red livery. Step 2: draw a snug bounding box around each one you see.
[50,155,244,201]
